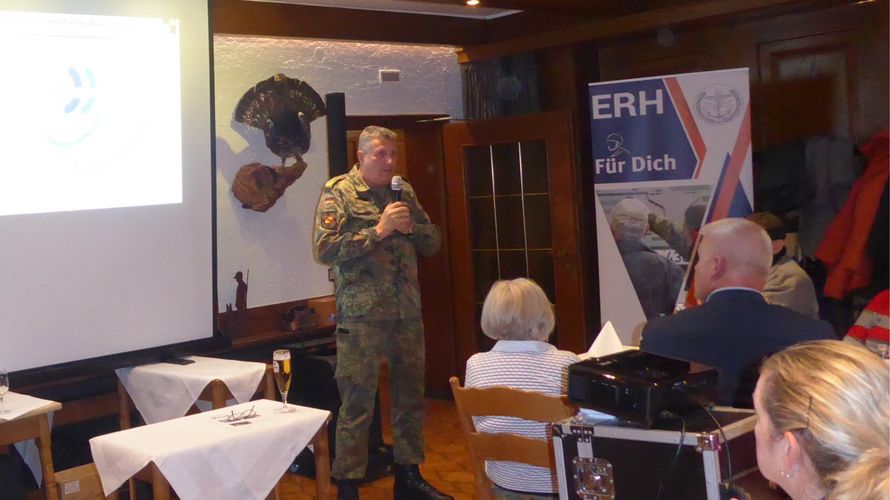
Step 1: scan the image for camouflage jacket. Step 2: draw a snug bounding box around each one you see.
[313,166,441,322]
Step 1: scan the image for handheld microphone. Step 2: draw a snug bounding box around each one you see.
[391,175,403,201]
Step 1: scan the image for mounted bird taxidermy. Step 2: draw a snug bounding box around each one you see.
[232,74,326,212]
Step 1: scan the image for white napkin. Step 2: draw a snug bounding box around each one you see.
[579,321,634,360]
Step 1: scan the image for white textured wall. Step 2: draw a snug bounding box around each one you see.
[214,36,462,311]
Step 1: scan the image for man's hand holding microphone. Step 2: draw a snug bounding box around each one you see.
[375,176,415,238]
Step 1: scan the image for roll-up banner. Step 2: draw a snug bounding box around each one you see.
[591,68,753,344]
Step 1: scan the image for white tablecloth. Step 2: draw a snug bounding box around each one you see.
[1,392,58,486]
[116,356,266,423]
[90,399,329,500]
[0,391,55,422]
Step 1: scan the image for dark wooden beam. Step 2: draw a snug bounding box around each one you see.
[482,11,586,41]
[409,0,712,17]
[456,0,845,62]
[212,0,487,45]
[345,114,451,131]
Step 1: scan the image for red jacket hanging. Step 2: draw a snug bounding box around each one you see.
[816,130,889,299]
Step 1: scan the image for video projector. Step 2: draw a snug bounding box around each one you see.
[567,350,717,428]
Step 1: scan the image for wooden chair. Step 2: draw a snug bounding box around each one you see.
[448,376,577,500]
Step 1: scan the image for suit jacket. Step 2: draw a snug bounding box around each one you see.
[640,289,835,406]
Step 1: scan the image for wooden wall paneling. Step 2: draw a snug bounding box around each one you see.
[535,43,602,340]
[757,31,860,146]
[404,123,456,398]
[595,0,888,148]
[859,0,889,140]
[596,21,757,82]
[211,0,487,45]
[441,124,476,381]
[456,0,814,63]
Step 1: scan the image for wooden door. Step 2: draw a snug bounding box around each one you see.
[443,110,587,376]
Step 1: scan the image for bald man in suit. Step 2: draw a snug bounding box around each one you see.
[640,218,834,406]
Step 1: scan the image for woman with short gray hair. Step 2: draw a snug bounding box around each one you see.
[466,278,579,496]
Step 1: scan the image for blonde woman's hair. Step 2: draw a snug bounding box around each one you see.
[480,278,555,342]
[760,340,890,500]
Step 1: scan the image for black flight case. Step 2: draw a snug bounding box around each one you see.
[551,408,757,500]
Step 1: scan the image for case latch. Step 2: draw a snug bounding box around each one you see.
[572,457,615,499]
[696,432,721,452]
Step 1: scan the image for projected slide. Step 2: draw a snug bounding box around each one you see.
[0,11,182,216]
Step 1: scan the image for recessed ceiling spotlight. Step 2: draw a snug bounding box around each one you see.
[466,0,480,6]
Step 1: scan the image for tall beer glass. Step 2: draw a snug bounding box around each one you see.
[272,349,294,412]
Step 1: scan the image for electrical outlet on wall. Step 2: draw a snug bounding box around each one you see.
[379,69,400,82]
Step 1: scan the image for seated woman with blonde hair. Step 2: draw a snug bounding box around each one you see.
[753,340,889,500]
[465,278,579,496]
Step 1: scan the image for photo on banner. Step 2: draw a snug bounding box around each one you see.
[591,68,753,344]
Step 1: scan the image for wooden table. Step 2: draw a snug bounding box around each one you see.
[0,398,62,500]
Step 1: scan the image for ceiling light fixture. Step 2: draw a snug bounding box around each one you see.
[466,0,480,6]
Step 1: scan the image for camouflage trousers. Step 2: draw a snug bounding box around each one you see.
[332,319,425,479]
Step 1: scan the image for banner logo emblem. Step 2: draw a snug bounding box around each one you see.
[694,84,742,125]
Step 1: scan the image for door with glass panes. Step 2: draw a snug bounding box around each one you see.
[443,110,586,375]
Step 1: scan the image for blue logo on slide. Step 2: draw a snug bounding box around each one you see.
[590,79,697,183]
[47,66,99,147]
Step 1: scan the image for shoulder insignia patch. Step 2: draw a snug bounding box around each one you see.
[324,175,346,189]
[321,212,337,230]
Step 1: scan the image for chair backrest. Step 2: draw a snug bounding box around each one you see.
[448,376,576,500]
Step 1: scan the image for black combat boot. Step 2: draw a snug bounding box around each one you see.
[393,464,454,500]
[336,479,360,500]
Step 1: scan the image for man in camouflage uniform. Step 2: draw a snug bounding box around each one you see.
[313,126,451,500]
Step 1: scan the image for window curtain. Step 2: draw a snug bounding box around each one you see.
[461,53,539,120]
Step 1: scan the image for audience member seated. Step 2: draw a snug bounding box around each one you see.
[640,218,835,406]
[753,340,889,500]
[843,289,889,359]
[747,212,819,319]
[465,278,579,496]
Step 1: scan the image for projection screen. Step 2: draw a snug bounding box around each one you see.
[0,0,216,374]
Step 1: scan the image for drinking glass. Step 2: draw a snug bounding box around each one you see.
[0,369,9,414]
[272,350,294,412]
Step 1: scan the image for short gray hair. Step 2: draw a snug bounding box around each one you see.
[610,198,649,241]
[700,218,772,279]
[358,125,398,153]
[480,278,555,341]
